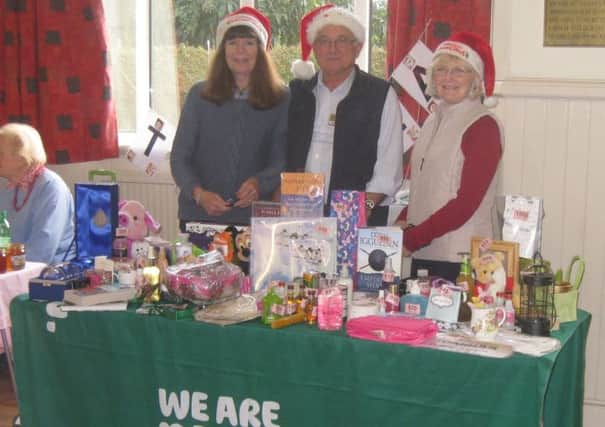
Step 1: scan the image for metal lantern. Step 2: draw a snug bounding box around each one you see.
[518,252,556,336]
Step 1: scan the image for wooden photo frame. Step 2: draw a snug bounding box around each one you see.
[470,237,520,305]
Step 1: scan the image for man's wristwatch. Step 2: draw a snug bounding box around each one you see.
[365,199,375,211]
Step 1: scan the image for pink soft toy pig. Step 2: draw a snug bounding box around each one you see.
[118,200,161,258]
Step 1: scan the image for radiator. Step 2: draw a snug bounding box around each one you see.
[60,170,181,244]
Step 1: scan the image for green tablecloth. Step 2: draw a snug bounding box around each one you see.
[10,296,590,427]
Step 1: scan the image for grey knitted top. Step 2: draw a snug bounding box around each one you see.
[170,81,289,225]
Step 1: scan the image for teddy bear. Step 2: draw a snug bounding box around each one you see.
[118,200,161,259]
[233,226,251,275]
[471,252,506,305]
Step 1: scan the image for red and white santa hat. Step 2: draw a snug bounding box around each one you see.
[433,31,497,107]
[216,6,272,50]
[291,4,365,80]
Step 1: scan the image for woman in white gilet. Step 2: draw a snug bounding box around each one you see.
[399,31,504,281]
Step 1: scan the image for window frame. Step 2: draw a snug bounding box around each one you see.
[117,0,372,145]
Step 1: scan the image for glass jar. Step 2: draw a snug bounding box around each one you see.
[9,243,26,271]
[112,227,128,261]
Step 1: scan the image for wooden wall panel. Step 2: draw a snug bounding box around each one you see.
[495,96,605,414]
[542,100,569,267]
[519,98,547,195]
[583,101,605,400]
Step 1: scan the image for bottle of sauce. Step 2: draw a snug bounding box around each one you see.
[305,288,318,325]
[286,283,298,316]
[0,248,7,274]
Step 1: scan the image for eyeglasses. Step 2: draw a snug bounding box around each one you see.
[433,66,473,78]
[314,36,356,49]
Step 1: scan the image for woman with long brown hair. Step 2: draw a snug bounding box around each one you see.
[171,6,288,227]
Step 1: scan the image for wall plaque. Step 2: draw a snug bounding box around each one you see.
[544,0,605,46]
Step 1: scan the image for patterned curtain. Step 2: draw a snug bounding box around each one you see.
[387,0,492,132]
[0,0,118,164]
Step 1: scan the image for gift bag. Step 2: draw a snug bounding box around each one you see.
[74,170,119,258]
[329,190,366,280]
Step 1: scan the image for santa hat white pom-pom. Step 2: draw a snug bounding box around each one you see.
[483,96,498,108]
[291,59,315,80]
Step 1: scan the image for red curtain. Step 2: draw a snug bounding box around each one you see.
[0,0,118,164]
[387,0,492,129]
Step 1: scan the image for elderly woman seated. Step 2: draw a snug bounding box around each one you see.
[0,123,76,264]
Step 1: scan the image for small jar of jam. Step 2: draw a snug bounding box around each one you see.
[9,243,26,271]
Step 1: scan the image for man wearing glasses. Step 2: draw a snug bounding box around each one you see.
[286,5,403,225]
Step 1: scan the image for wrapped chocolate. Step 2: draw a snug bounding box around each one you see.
[165,250,242,305]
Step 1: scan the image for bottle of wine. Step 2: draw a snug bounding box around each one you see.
[0,210,11,249]
[456,252,474,322]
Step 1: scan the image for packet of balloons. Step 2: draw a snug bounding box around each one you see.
[165,250,242,305]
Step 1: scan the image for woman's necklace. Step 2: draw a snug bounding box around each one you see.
[13,168,43,212]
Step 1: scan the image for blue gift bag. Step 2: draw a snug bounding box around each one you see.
[74,170,119,258]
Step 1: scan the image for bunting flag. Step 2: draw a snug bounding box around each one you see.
[386,0,492,157]
[391,40,435,114]
[399,102,422,154]
[125,111,175,178]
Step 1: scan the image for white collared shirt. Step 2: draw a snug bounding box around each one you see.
[304,69,403,204]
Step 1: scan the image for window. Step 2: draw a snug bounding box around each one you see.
[104,0,384,143]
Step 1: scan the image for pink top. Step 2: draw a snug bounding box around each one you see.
[0,262,46,351]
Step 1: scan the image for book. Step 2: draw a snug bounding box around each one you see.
[63,285,137,306]
[356,227,403,292]
[60,302,129,311]
[251,201,282,218]
[280,172,325,217]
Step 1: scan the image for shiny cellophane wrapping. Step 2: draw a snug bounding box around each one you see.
[166,250,242,305]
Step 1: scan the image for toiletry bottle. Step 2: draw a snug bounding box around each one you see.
[262,287,282,325]
[400,279,428,317]
[174,232,193,264]
[382,257,396,286]
[504,295,516,330]
[336,266,354,318]
[417,268,431,297]
[378,289,386,314]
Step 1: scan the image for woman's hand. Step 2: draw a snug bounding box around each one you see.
[193,187,231,216]
[234,177,260,208]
